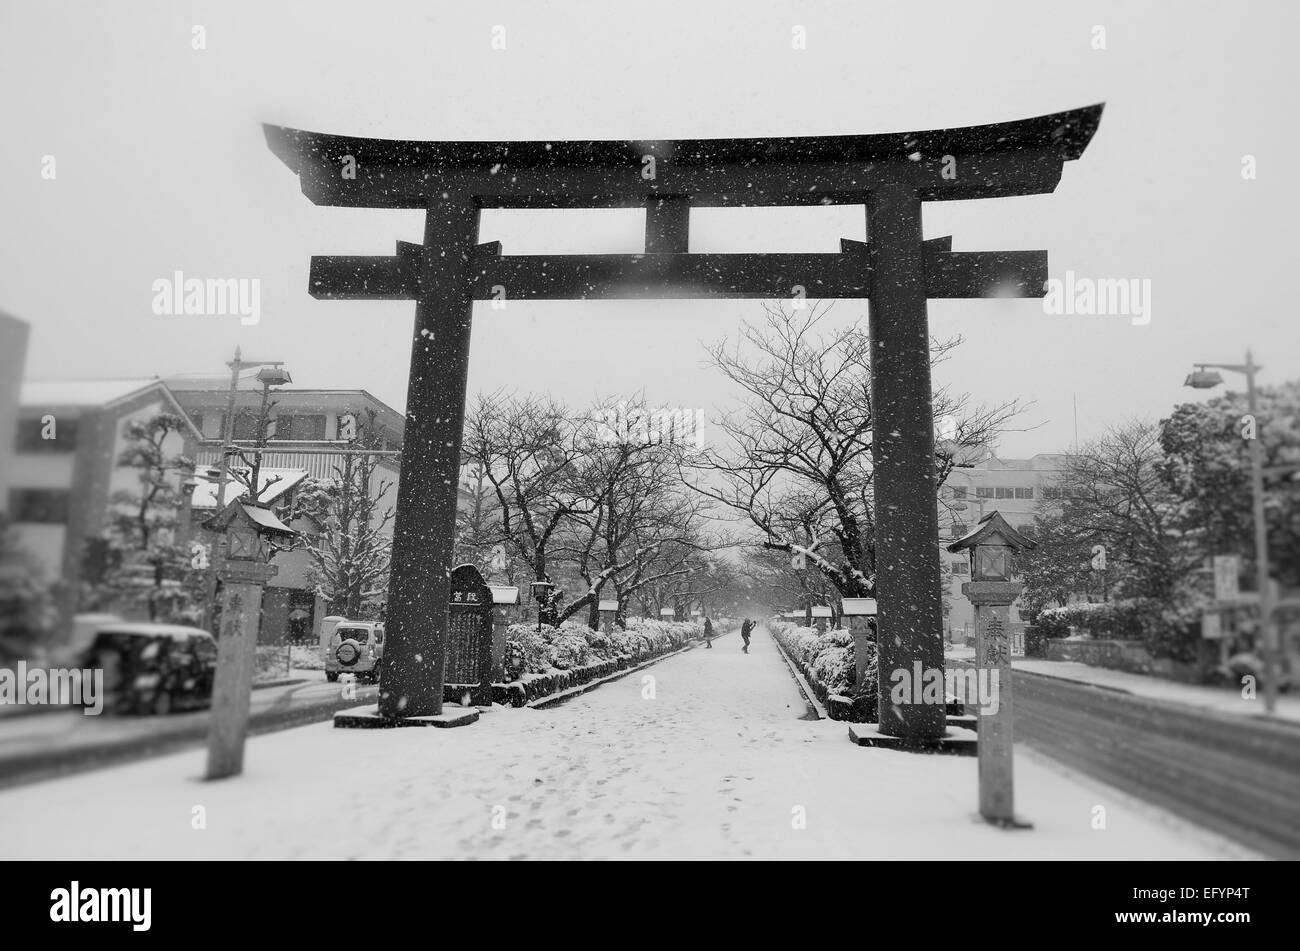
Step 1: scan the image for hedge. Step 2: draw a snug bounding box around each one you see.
[1034,596,1202,661]
[769,620,878,722]
[483,616,705,706]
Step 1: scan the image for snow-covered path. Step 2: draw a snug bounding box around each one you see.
[0,628,1255,859]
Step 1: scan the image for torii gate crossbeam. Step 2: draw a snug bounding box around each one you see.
[265,104,1101,743]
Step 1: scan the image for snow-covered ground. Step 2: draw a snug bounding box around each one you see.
[947,644,1300,724]
[0,629,1257,860]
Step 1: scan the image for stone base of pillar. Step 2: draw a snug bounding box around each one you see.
[846,722,977,756]
[333,704,479,729]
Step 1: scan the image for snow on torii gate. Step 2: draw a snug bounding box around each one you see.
[265,104,1102,742]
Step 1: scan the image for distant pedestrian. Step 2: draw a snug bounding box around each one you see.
[740,618,753,654]
[703,616,713,648]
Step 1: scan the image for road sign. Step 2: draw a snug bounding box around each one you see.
[1213,555,1241,602]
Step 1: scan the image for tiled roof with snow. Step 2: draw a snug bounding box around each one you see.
[21,378,160,408]
[190,468,309,510]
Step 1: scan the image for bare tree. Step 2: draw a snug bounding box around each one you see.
[1051,419,1195,603]
[690,300,1022,599]
[462,393,605,625]
[287,410,395,618]
[546,395,718,627]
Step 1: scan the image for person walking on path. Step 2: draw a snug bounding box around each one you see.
[740,618,753,654]
[703,616,713,648]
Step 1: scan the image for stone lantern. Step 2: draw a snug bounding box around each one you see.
[947,511,1035,827]
[201,500,296,780]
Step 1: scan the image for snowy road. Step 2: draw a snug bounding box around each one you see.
[0,628,1256,860]
[0,676,378,789]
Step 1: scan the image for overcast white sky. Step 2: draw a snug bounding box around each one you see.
[1,0,1296,457]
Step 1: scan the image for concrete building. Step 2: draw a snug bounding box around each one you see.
[10,378,203,629]
[166,369,407,643]
[937,451,1069,641]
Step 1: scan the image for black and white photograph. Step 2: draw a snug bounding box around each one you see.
[0,0,1294,915]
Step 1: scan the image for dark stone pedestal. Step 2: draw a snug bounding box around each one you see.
[333,703,479,729]
[847,722,977,756]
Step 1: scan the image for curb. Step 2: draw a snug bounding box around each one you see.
[0,686,379,790]
[252,677,309,691]
[767,628,828,720]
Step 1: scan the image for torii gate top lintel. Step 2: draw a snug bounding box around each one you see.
[263,103,1102,209]
[265,104,1102,304]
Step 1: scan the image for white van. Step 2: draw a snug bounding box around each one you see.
[325,621,385,683]
[318,615,347,653]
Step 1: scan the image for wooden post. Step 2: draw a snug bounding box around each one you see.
[867,183,946,741]
[379,195,481,720]
[206,561,275,780]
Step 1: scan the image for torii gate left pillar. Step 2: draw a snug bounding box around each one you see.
[380,194,481,717]
[265,105,1101,733]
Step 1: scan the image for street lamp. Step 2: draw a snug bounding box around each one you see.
[529,580,555,633]
[1184,351,1278,714]
[201,348,291,633]
[245,364,293,502]
[178,465,221,550]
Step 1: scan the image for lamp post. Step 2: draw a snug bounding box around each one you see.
[1184,351,1277,715]
[201,350,291,632]
[948,512,1036,827]
[529,579,555,633]
[178,465,221,552]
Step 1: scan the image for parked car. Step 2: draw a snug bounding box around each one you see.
[82,624,218,715]
[325,621,385,683]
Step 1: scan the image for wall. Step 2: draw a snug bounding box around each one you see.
[0,314,29,515]
[1044,638,1208,683]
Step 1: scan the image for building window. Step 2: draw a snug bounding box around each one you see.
[15,417,79,453]
[952,560,970,576]
[976,486,994,499]
[296,415,326,440]
[1043,487,1062,500]
[996,486,1014,499]
[274,414,325,441]
[9,488,71,523]
[232,412,259,441]
[951,485,967,500]
[188,413,204,436]
[1015,487,1034,499]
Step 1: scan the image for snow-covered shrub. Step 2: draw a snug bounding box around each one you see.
[505,624,555,674]
[809,643,854,695]
[1037,598,1162,640]
[289,645,325,670]
[549,629,592,670]
[770,620,875,721]
[503,617,697,680]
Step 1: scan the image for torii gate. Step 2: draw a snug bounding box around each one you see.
[265,104,1102,743]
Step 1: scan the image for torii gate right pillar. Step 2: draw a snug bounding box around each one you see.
[867,183,947,739]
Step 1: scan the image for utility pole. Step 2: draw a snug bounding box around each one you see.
[200,349,291,633]
[1185,351,1277,714]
